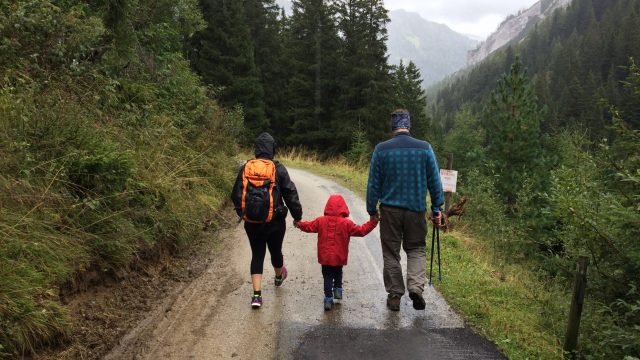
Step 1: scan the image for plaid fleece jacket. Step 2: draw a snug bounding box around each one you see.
[366,132,444,215]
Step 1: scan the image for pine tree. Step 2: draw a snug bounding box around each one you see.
[190,0,267,136]
[244,0,289,137]
[391,60,429,139]
[334,0,393,149]
[482,57,547,207]
[284,0,342,149]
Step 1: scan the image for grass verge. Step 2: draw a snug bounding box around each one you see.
[277,148,566,360]
[0,69,238,359]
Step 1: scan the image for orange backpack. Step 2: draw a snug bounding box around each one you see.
[241,159,277,223]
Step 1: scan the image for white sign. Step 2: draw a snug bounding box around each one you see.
[440,169,458,193]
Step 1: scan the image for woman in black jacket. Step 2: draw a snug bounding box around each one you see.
[231,132,303,308]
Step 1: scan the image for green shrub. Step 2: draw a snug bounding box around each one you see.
[67,145,133,198]
[0,0,237,357]
[585,290,640,358]
[345,129,372,168]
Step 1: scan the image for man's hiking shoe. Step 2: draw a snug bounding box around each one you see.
[386,294,401,311]
[409,291,426,310]
[274,265,288,287]
[333,287,343,303]
[324,296,334,311]
[251,295,263,309]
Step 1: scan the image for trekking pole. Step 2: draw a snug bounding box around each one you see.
[429,221,436,286]
[429,217,444,285]
[436,224,442,282]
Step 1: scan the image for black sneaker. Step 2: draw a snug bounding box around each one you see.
[386,294,401,311]
[409,292,426,310]
[274,265,288,287]
[251,295,263,309]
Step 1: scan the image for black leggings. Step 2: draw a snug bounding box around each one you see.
[245,217,286,275]
[322,265,343,297]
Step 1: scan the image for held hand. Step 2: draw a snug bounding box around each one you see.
[293,220,300,228]
[370,212,380,222]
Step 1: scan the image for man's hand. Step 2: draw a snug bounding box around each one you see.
[431,212,443,228]
[293,220,300,228]
[370,212,380,222]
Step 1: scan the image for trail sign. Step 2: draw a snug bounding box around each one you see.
[440,169,458,193]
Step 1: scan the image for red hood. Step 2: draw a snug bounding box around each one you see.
[324,194,350,217]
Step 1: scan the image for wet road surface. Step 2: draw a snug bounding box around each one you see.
[105,168,505,359]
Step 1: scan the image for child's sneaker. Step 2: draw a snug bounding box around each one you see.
[251,295,262,309]
[333,288,343,303]
[324,296,333,311]
[274,265,288,287]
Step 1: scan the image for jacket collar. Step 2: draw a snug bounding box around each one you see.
[393,131,412,138]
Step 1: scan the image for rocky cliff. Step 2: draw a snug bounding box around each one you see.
[467,0,573,65]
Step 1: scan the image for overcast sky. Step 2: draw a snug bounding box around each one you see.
[384,0,539,39]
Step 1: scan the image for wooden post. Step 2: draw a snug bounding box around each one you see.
[443,153,453,232]
[564,256,590,357]
[444,153,453,213]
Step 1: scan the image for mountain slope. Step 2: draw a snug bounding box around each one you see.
[467,0,573,65]
[388,10,478,86]
[434,0,640,138]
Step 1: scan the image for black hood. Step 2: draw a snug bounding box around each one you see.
[255,132,276,159]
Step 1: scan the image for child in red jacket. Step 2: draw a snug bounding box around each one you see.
[295,194,378,310]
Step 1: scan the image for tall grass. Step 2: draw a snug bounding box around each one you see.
[0,1,240,357]
[278,147,369,195]
[0,67,238,360]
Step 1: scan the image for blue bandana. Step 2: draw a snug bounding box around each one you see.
[390,111,411,130]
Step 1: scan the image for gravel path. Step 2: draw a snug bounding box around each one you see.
[104,168,505,359]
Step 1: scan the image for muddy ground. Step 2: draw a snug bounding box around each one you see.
[35,210,238,360]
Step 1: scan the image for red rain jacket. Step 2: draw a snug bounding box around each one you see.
[297,194,378,266]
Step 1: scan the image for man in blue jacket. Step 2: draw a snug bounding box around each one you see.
[366,109,444,311]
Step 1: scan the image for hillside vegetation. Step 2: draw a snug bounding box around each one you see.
[0,1,237,357]
[431,0,640,139]
[427,0,640,358]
